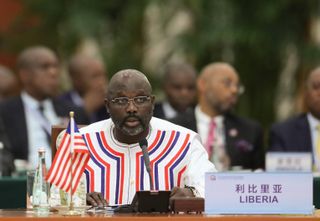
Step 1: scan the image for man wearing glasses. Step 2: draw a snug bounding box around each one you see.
[0,46,89,169]
[171,62,265,171]
[81,69,216,207]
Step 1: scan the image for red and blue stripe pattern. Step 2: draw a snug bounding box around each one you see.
[46,118,90,195]
[83,129,191,205]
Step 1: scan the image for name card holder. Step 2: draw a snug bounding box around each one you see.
[205,172,313,214]
[266,152,312,172]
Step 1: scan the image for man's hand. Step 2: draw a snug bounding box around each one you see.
[86,192,108,207]
[170,187,194,199]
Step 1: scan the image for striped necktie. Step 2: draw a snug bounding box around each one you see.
[205,119,216,158]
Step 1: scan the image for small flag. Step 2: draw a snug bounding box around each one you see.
[46,113,90,195]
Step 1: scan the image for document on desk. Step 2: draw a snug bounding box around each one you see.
[205,172,313,214]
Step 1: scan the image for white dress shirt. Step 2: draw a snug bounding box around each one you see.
[21,91,61,168]
[162,101,178,119]
[195,105,228,170]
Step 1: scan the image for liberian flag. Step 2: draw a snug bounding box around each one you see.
[46,114,90,195]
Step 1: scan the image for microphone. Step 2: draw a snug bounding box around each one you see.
[139,138,153,190]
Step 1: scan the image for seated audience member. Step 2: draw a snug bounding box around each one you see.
[78,69,216,207]
[0,65,19,100]
[269,67,320,171]
[59,55,109,123]
[171,62,265,171]
[153,62,197,120]
[0,46,89,169]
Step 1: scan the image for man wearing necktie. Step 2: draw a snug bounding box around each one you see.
[269,67,320,171]
[171,62,265,171]
[0,46,89,169]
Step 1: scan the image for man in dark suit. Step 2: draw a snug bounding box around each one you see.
[59,54,109,123]
[269,67,320,170]
[153,62,197,120]
[0,46,89,169]
[171,62,264,170]
[269,115,311,152]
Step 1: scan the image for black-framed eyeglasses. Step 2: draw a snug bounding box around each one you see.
[110,96,152,107]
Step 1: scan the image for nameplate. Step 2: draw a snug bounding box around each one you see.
[205,172,313,214]
[266,152,312,172]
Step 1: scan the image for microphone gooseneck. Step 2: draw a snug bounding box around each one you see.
[139,138,154,190]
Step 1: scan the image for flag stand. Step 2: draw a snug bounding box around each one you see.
[63,111,81,216]
[47,110,89,216]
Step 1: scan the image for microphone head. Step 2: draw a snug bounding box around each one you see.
[139,138,148,149]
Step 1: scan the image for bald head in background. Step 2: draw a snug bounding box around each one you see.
[198,62,243,117]
[153,62,197,120]
[163,63,197,113]
[62,54,109,122]
[16,46,60,101]
[68,55,107,97]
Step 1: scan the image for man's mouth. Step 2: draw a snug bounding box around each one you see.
[228,96,238,105]
[124,117,141,127]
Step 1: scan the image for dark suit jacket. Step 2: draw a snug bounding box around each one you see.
[269,113,312,152]
[170,109,265,170]
[153,102,166,120]
[59,91,109,122]
[0,96,89,160]
[153,102,195,121]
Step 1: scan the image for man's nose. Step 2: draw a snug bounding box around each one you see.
[180,88,193,97]
[125,100,138,112]
[230,84,239,95]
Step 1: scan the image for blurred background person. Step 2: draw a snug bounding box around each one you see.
[59,54,109,123]
[171,62,264,171]
[269,67,320,171]
[153,62,197,120]
[0,46,89,169]
[0,65,19,101]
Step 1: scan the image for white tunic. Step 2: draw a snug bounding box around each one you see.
[80,117,216,206]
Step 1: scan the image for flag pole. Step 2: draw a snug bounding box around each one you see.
[66,111,80,216]
[69,111,74,211]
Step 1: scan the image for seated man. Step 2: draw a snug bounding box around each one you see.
[269,67,320,171]
[59,54,109,123]
[153,62,197,120]
[80,69,216,207]
[171,62,264,171]
[0,46,89,168]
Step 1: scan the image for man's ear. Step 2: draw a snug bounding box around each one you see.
[197,78,205,94]
[18,69,29,85]
[150,95,155,105]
